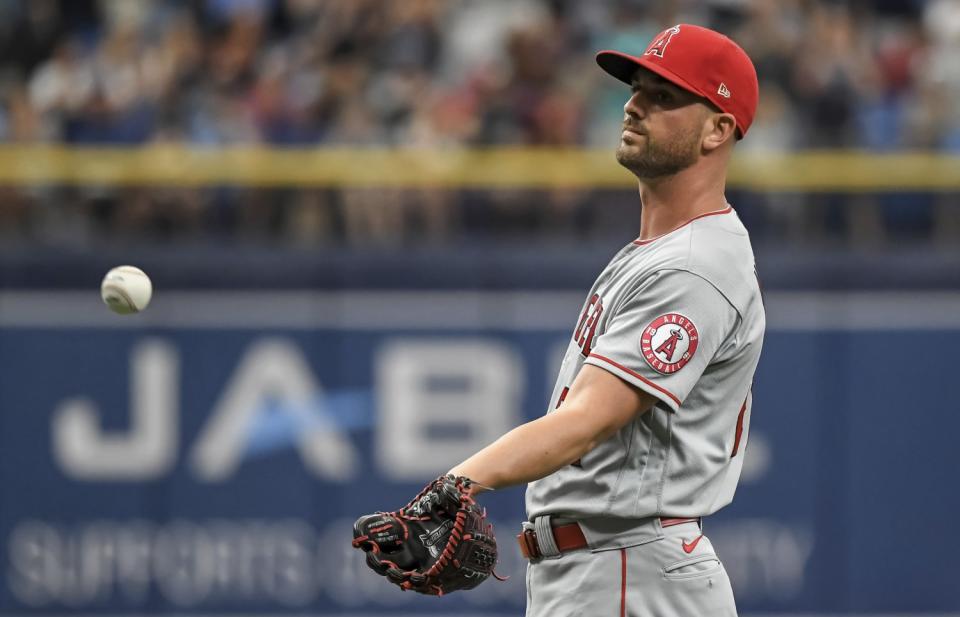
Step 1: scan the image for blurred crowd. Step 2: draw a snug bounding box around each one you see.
[0,0,958,249]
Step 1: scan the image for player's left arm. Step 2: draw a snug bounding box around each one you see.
[449,364,657,492]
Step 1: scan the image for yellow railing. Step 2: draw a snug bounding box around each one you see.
[0,146,957,191]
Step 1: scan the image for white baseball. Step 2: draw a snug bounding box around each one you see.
[101,265,152,314]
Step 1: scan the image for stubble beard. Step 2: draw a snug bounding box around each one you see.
[616,126,701,179]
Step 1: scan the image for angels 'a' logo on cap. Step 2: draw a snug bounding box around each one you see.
[639,313,699,374]
[644,25,681,58]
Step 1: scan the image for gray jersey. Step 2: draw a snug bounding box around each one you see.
[526,206,764,521]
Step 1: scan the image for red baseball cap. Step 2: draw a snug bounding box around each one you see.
[596,24,759,138]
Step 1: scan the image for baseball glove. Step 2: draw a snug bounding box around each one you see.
[351,474,503,595]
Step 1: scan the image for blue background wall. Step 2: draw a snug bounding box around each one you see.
[0,287,957,615]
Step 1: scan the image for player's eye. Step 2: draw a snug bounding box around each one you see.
[630,85,675,107]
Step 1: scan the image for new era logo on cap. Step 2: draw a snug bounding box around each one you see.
[717,83,731,98]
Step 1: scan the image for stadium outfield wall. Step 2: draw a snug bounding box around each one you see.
[0,288,957,615]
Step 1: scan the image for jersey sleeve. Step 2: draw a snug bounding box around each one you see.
[584,269,738,412]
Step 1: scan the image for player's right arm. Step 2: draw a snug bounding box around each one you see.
[449,364,658,492]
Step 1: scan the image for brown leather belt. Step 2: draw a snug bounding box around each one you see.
[517,517,700,560]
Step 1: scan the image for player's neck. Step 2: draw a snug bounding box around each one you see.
[636,167,728,241]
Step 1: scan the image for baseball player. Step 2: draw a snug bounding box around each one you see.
[447,24,764,616]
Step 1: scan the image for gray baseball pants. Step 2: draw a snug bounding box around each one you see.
[524,520,737,617]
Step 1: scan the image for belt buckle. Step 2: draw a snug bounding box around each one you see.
[519,528,542,560]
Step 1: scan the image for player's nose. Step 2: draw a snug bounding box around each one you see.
[623,90,647,119]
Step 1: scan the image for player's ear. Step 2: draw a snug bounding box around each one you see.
[701,112,737,152]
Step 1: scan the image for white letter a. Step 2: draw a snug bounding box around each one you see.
[190,338,357,482]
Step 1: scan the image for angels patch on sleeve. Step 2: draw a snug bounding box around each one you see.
[640,313,699,374]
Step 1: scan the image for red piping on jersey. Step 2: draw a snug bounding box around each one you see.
[633,206,733,246]
[620,548,627,617]
[588,353,682,407]
[731,395,748,457]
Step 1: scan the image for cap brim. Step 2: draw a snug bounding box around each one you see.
[596,50,743,138]
[596,50,711,105]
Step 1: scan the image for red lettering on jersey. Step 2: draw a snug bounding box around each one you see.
[573,294,595,336]
[731,391,750,458]
[573,293,604,356]
[555,386,569,409]
[644,25,681,59]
